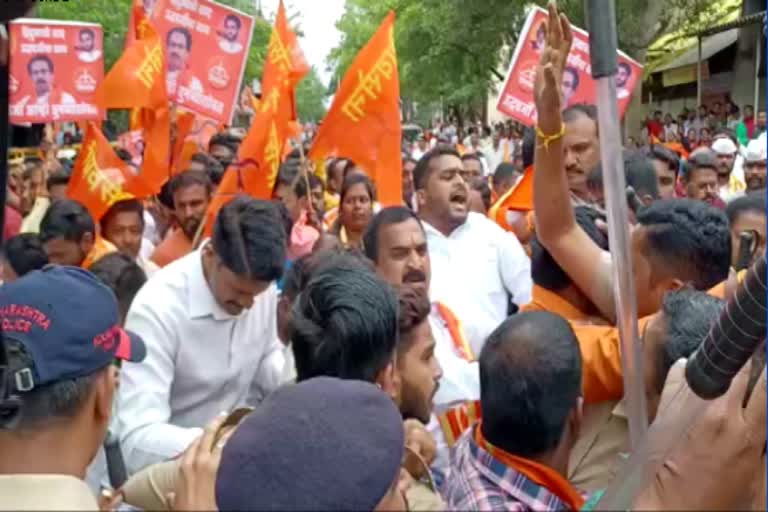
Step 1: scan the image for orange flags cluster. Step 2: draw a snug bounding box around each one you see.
[309,12,402,206]
[203,0,308,236]
[67,122,153,222]
[96,7,170,193]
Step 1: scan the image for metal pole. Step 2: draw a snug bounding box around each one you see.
[585,0,648,451]
[697,36,702,106]
[754,30,761,113]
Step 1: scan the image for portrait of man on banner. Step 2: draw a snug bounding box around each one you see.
[165,27,204,96]
[218,15,244,54]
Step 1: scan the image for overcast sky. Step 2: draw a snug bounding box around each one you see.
[260,0,345,85]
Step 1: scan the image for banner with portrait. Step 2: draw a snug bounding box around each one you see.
[149,0,254,124]
[9,19,104,124]
[495,6,643,125]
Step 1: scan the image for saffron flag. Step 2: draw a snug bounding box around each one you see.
[171,110,197,175]
[67,122,152,222]
[308,12,402,206]
[201,0,308,235]
[488,166,533,231]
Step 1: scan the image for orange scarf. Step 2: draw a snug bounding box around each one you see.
[474,423,585,511]
[82,236,117,270]
[436,302,474,361]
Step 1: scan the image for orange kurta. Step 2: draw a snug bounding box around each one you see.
[522,285,595,323]
[82,236,118,269]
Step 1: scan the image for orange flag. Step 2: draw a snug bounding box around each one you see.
[97,12,170,193]
[201,0,308,235]
[171,110,197,174]
[308,12,402,206]
[265,0,310,119]
[488,166,533,231]
[67,122,153,222]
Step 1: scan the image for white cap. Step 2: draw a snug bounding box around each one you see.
[56,149,77,160]
[744,138,767,163]
[711,137,738,155]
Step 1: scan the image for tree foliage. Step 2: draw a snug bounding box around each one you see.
[296,67,327,122]
[328,0,714,121]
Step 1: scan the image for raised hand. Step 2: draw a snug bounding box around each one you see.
[533,2,573,134]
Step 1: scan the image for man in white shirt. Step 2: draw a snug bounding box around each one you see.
[412,146,532,355]
[117,197,288,474]
[100,199,159,277]
[218,15,244,54]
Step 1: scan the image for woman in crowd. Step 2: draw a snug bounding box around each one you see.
[332,174,375,250]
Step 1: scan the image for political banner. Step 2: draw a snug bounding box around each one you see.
[9,19,104,124]
[496,6,642,125]
[150,0,254,124]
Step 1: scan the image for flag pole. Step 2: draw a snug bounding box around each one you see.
[584,0,648,450]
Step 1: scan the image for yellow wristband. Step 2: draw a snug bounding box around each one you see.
[535,123,566,151]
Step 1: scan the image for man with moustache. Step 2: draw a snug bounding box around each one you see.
[151,170,211,268]
[682,150,720,206]
[364,207,481,483]
[412,146,531,355]
[14,56,76,110]
[743,138,766,192]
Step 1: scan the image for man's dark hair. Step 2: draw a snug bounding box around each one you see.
[683,149,718,181]
[563,103,598,125]
[46,171,70,192]
[653,288,723,394]
[563,66,580,90]
[168,170,213,199]
[341,159,360,180]
[4,339,99,429]
[190,152,225,185]
[89,252,147,322]
[27,55,53,74]
[726,191,767,225]
[294,172,323,200]
[363,206,422,262]
[158,180,175,210]
[224,14,241,29]
[2,234,48,278]
[493,162,518,186]
[637,199,730,290]
[531,206,608,291]
[40,199,95,244]
[290,258,397,383]
[480,311,582,458]
[413,145,461,190]
[713,128,738,147]
[460,153,482,165]
[588,152,660,200]
[167,27,192,50]
[79,28,95,40]
[99,199,145,234]
[208,133,239,155]
[648,144,680,176]
[397,285,431,356]
[212,196,286,282]
[340,174,375,204]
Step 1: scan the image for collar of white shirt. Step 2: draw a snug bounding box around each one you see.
[186,247,236,321]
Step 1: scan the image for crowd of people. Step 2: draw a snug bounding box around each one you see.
[0,3,766,511]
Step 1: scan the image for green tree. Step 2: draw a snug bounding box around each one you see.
[296,67,327,122]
